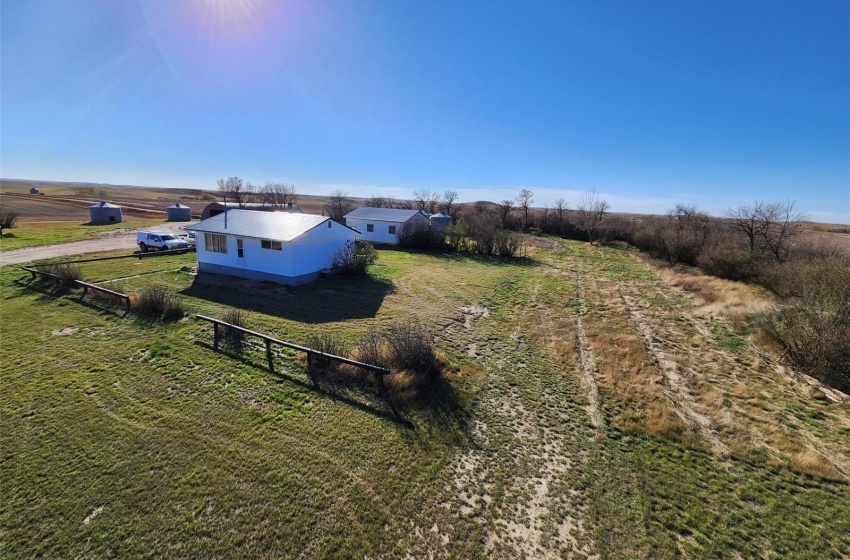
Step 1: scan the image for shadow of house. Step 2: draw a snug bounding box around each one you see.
[180,273,395,323]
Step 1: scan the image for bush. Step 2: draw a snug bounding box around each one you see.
[381,319,441,380]
[134,285,185,321]
[494,230,524,258]
[42,263,83,286]
[351,330,391,370]
[0,207,18,229]
[396,222,435,248]
[39,263,83,290]
[758,262,850,392]
[305,331,348,372]
[333,240,377,275]
[220,308,247,353]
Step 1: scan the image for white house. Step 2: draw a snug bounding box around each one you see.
[186,210,357,285]
[344,207,431,245]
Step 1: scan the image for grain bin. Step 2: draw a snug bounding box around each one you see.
[166,203,192,221]
[429,211,452,232]
[89,201,122,224]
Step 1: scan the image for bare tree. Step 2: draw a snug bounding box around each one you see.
[760,201,806,264]
[327,189,353,221]
[725,201,766,252]
[657,204,711,265]
[413,190,429,211]
[725,200,806,262]
[260,182,297,208]
[217,176,250,207]
[413,189,440,213]
[575,188,610,244]
[498,199,514,229]
[246,182,262,205]
[553,198,568,233]
[515,189,534,230]
[441,190,459,216]
[367,196,386,208]
[474,201,490,214]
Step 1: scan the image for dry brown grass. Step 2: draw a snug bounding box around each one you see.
[789,448,846,481]
[655,266,773,324]
[582,281,690,440]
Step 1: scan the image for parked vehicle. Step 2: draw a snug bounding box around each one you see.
[137,231,190,252]
[185,231,196,246]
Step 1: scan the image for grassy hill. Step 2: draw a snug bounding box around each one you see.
[1,238,848,558]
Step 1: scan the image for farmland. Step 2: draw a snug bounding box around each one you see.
[1,238,849,558]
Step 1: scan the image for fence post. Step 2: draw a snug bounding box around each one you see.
[213,323,219,351]
[376,371,385,392]
[266,339,274,372]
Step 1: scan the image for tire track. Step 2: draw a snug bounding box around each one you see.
[619,287,730,456]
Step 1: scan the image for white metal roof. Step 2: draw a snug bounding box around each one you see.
[344,207,427,223]
[90,201,120,208]
[186,210,333,242]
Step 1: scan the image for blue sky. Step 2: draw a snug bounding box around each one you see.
[2,0,848,221]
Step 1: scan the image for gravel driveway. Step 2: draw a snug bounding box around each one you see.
[0,223,191,267]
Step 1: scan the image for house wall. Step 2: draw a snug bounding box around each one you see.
[346,213,429,245]
[195,220,355,285]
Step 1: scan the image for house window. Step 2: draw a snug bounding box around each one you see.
[204,233,227,253]
[236,239,244,258]
[261,239,282,250]
[327,221,332,228]
[366,224,374,232]
[388,225,397,235]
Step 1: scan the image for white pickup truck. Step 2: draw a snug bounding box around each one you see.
[137,231,190,252]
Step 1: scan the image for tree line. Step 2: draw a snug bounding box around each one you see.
[216,176,298,209]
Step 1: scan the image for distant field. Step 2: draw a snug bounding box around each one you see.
[1,179,337,218]
[1,239,848,558]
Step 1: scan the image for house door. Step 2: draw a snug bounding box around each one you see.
[236,238,245,259]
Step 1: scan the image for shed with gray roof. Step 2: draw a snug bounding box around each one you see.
[343,207,430,245]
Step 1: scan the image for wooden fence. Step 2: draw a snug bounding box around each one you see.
[46,246,195,266]
[196,314,391,385]
[21,266,131,307]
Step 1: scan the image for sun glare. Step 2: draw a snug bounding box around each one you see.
[200,0,264,23]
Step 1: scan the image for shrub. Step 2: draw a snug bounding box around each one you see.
[381,319,440,380]
[305,331,348,372]
[396,222,435,248]
[494,230,524,257]
[333,240,377,275]
[44,263,84,283]
[220,308,247,353]
[695,232,752,281]
[757,262,850,392]
[351,330,390,370]
[0,207,18,229]
[199,192,218,201]
[446,222,469,252]
[134,285,185,321]
[39,263,83,290]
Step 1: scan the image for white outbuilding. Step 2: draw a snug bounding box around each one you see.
[344,207,431,245]
[185,210,357,286]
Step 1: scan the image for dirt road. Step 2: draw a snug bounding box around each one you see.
[0,223,190,266]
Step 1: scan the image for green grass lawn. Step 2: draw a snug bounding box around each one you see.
[1,242,848,558]
[0,220,165,251]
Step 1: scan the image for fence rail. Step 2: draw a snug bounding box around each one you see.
[196,314,391,383]
[21,266,131,307]
[34,246,195,266]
